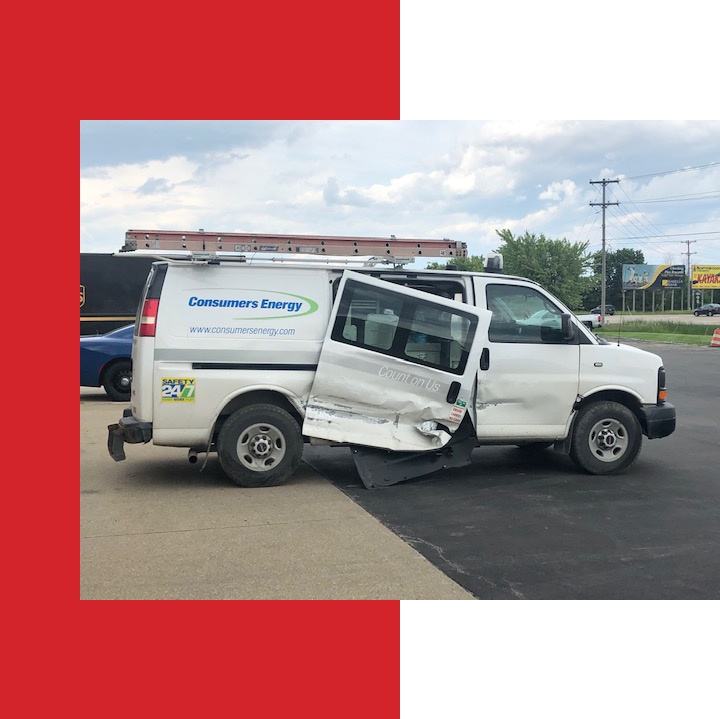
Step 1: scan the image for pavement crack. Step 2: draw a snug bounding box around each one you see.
[400,534,473,578]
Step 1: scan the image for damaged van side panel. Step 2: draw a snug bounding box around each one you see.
[303,271,491,452]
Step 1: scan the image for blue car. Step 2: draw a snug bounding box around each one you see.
[80,324,134,401]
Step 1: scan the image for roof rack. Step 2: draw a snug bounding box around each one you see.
[120,229,467,267]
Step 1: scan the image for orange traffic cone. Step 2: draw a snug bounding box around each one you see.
[711,328,720,348]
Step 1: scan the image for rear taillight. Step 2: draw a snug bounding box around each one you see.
[657,367,667,404]
[139,298,159,337]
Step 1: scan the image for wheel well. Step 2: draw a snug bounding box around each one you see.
[214,390,303,441]
[575,390,645,431]
[555,390,645,455]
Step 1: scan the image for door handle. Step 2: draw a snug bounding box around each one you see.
[446,381,461,404]
[480,347,490,371]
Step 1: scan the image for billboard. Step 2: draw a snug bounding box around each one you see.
[691,265,720,290]
[622,264,685,291]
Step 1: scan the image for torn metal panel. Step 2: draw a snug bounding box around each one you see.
[350,418,477,488]
[304,394,452,451]
[303,270,490,453]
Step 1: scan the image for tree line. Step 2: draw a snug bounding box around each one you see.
[426,229,650,312]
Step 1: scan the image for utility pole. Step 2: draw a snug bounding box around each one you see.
[682,239,697,310]
[590,179,619,325]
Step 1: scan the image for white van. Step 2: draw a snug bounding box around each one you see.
[108,239,676,489]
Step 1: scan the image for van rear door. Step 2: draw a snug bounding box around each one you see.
[131,261,166,421]
[303,271,490,452]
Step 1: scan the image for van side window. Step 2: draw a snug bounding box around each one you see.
[331,279,477,374]
[486,284,566,344]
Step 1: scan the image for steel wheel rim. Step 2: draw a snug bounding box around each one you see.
[237,422,286,472]
[588,417,629,462]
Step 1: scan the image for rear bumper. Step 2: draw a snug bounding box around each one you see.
[107,408,153,461]
[639,402,676,439]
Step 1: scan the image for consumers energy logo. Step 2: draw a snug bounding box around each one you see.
[187,290,319,320]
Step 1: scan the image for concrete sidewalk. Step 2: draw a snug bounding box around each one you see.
[81,389,474,600]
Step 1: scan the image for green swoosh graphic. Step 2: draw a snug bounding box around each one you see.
[233,289,319,320]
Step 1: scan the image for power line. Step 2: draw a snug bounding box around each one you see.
[633,192,720,204]
[604,181,720,266]
[647,219,720,227]
[580,169,720,264]
[609,231,720,239]
[623,162,720,181]
[609,183,675,252]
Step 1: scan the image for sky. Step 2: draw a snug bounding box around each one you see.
[80,120,720,270]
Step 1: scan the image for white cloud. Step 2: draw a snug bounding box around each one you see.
[538,179,578,202]
[80,121,720,265]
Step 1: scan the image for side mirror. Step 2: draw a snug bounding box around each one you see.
[561,313,577,342]
[540,324,563,343]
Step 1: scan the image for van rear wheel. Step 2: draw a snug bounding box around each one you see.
[570,401,642,475]
[217,404,302,487]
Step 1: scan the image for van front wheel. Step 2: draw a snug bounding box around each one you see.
[217,405,302,487]
[570,401,642,475]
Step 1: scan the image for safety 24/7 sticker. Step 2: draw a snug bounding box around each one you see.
[161,378,196,402]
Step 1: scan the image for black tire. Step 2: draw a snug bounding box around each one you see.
[217,404,302,487]
[570,401,642,475]
[694,311,700,316]
[103,360,132,402]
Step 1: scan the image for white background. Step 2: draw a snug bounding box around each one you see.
[401,1,716,119]
[400,3,716,717]
[401,601,717,717]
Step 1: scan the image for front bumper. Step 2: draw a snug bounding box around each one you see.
[107,408,153,461]
[639,402,676,439]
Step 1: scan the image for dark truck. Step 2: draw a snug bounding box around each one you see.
[80,253,156,335]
